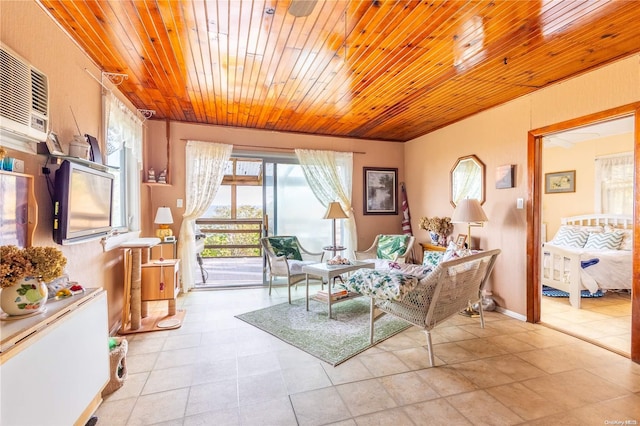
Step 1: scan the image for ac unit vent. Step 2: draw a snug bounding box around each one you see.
[0,44,50,147]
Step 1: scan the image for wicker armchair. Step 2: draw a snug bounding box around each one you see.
[261,236,325,303]
[368,249,501,366]
[354,234,416,264]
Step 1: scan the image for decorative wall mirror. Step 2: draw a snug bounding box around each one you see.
[450,154,485,207]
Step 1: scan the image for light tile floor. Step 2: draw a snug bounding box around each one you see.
[95,285,640,425]
[541,290,631,356]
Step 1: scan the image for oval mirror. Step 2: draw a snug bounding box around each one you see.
[450,155,485,207]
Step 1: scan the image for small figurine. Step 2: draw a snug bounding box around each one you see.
[157,169,167,184]
[147,168,156,182]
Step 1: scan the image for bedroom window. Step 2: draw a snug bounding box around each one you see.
[595,152,633,215]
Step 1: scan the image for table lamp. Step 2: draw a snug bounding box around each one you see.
[451,198,488,250]
[154,206,174,240]
[323,201,348,257]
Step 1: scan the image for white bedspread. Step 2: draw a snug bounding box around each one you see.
[543,244,632,293]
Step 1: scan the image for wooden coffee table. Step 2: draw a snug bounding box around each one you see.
[302,261,375,318]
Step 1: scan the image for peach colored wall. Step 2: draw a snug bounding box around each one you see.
[405,55,640,317]
[142,120,406,252]
[543,133,633,239]
[1,1,139,330]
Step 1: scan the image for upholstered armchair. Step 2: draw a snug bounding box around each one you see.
[354,234,416,264]
[261,236,324,303]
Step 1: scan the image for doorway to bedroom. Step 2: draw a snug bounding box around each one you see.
[538,115,634,357]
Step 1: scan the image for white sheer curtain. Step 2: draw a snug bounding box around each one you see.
[594,152,633,215]
[104,92,143,231]
[295,149,356,257]
[105,92,143,168]
[178,141,232,291]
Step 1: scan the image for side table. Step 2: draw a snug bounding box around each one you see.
[302,261,375,319]
[141,259,180,317]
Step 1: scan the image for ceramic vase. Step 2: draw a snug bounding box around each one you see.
[0,276,48,316]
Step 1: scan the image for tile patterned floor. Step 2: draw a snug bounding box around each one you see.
[95,286,640,425]
[541,290,631,356]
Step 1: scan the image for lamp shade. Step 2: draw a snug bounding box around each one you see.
[154,207,174,225]
[451,198,488,224]
[323,201,348,220]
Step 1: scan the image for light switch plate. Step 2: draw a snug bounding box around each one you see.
[176,198,183,208]
[516,198,524,209]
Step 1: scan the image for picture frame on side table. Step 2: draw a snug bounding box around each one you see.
[456,234,468,248]
[545,170,576,193]
[45,132,64,156]
[363,167,398,215]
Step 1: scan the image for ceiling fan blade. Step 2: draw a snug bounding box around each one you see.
[288,0,318,17]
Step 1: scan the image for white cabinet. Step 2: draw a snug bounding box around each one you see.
[1,288,109,426]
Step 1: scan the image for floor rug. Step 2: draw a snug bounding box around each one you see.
[542,285,604,298]
[235,297,411,366]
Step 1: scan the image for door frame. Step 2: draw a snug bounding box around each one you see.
[526,102,640,362]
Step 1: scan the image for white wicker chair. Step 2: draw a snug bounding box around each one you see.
[354,234,416,264]
[368,249,501,366]
[261,236,324,303]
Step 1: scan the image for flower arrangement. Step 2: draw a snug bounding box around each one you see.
[419,216,453,244]
[0,245,67,288]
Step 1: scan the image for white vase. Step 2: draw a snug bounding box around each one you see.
[0,276,48,316]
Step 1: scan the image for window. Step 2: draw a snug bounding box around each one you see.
[595,152,633,215]
[104,93,143,233]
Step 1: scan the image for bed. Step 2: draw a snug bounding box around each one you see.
[541,214,633,308]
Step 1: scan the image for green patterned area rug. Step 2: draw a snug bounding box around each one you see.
[235,297,411,366]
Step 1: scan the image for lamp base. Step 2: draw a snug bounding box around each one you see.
[155,228,173,240]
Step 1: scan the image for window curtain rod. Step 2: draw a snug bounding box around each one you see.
[179,140,365,154]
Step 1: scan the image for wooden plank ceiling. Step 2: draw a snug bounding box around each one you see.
[38,0,640,142]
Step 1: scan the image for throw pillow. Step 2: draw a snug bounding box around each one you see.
[605,226,633,250]
[267,237,303,260]
[583,232,623,250]
[422,251,444,268]
[376,235,409,260]
[550,226,589,248]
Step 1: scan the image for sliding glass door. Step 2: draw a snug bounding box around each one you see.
[264,161,331,252]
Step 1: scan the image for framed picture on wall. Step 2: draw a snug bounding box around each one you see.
[363,167,398,215]
[545,170,576,193]
[495,164,515,189]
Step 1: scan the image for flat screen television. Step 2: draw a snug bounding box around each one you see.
[53,160,114,245]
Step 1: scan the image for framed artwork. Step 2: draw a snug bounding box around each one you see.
[545,170,576,193]
[495,164,515,189]
[363,167,398,215]
[456,233,468,248]
[45,132,64,155]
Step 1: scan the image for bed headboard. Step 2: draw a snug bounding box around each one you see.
[561,214,633,229]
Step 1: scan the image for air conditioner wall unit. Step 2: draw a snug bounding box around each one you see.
[0,43,50,149]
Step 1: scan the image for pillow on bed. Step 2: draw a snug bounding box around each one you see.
[605,226,632,250]
[583,231,623,250]
[550,226,589,248]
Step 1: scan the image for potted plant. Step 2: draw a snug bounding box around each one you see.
[0,245,67,316]
[419,216,453,246]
